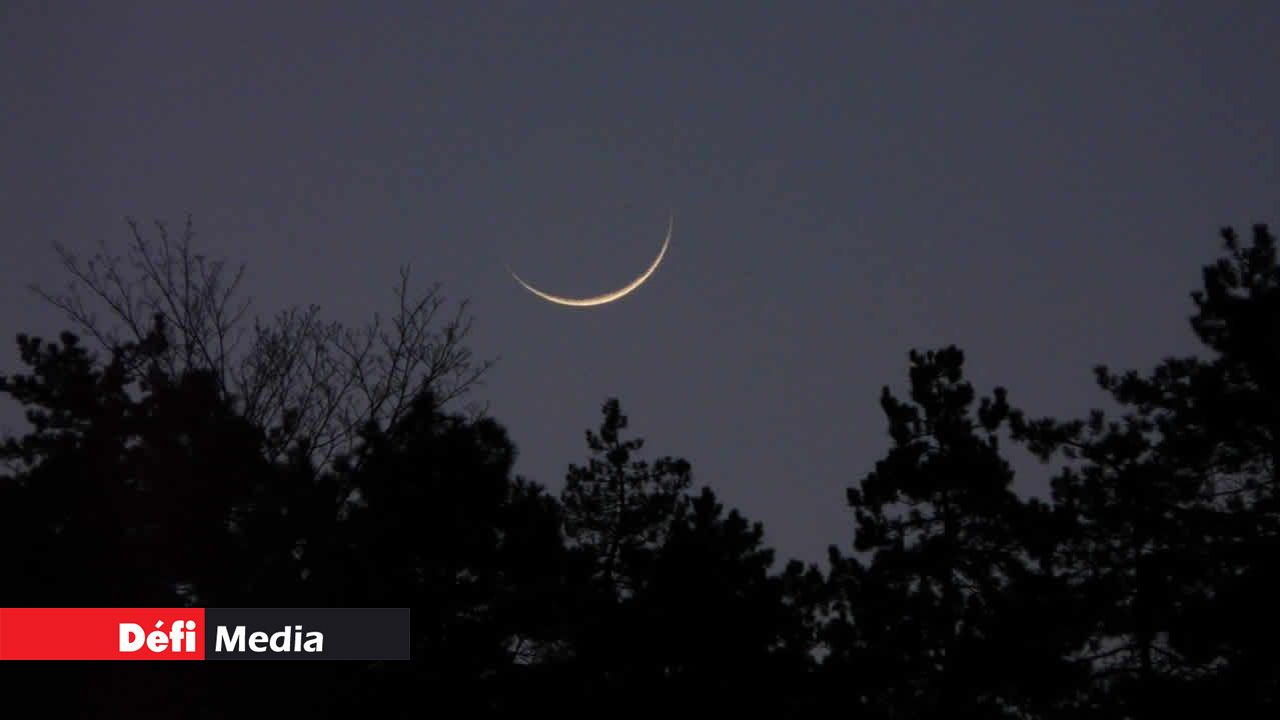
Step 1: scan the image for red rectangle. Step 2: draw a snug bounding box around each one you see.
[0,608,206,660]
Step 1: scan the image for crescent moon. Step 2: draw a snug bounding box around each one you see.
[508,216,673,308]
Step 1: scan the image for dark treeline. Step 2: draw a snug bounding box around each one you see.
[3,221,1279,717]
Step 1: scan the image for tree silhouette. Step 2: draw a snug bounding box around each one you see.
[33,216,492,469]
[0,320,338,716]
[560,398,692,597]
[555,398,810,716]
[1178,225,1280,712]
[837,347,1084,718]
[0,319,280,608]
[4,219,1280,717]
[1007,224,1280,715]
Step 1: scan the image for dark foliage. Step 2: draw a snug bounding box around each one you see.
[3,223,1278,717]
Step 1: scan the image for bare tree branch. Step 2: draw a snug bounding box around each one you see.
[31,216,493,470]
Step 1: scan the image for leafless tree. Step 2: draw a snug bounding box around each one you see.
[33,215,493,469]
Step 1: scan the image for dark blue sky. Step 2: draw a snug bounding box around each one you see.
[3,2,1277,563]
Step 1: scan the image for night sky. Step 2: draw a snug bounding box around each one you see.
[3,2,1277,564]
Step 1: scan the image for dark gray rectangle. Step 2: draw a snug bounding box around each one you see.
[205,608,408,660]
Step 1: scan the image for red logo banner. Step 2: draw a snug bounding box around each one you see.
[0,608,206,660]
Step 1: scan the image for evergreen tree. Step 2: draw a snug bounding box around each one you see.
[556,398,808,716]
[1009,224,1280,715]
[841,347,1081,717]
